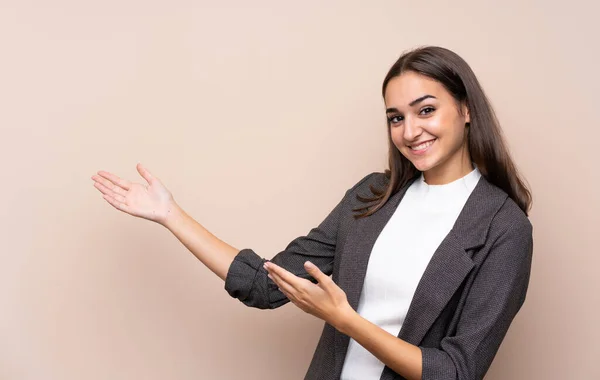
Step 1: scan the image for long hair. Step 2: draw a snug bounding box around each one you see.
[354,46,532,218]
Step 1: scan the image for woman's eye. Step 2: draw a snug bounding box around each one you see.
[388,115,403,124]
[420,107,435,115]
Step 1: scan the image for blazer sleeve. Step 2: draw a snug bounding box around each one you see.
[420,211,534,380]
[224,172,377,309]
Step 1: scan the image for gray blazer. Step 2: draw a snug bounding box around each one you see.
[224,171,533,380]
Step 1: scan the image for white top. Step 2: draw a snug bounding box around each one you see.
[340,167,482,380]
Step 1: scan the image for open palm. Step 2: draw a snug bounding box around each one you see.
[91,163,175,224]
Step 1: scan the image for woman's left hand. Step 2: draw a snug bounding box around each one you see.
[263,260,355,330]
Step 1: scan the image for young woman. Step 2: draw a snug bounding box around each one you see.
[91,46,533,380]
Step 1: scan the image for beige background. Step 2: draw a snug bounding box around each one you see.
[1,1,598,379]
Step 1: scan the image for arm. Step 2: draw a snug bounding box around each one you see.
[92,163,240,281]
[163,204,240,281]
[91,164,376,309]
[338,312,423,379]
[224,172,377,309]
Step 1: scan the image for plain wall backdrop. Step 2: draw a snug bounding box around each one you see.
[1,0,598,379]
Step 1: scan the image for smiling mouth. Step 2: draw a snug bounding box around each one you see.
[409,139,436,151]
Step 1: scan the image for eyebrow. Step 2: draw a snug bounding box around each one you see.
[385,94,437,113]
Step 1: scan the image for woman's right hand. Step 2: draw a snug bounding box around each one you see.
[91,163,176,225]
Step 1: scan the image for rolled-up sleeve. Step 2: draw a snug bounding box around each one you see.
[420,216,534,380]
[224,172,376,309]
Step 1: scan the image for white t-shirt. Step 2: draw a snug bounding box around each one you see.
[340,167,482,380]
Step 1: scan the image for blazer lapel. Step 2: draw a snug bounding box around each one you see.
[333,175,508,376]
[398,176,508,345]
[396,229,473,345]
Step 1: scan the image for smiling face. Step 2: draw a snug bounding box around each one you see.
[384,71,473,185]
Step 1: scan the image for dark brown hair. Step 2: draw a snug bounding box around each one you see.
[354,46,532,218]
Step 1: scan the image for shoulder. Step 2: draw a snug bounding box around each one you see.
[496,197,532,231]
[464,177,533,272]
[482,178,533,245]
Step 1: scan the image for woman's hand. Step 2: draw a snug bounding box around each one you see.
[264,260,356,332]
[91,163,176,225]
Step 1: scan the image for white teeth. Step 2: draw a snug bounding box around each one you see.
[410,139,435,150]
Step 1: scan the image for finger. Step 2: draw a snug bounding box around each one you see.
[110,192,127,204]
[265,262,305,289]
[136,163,156,185]
[102,193,134,215]
[269,272,298,301]
[276,285,295,304]
[93,177,128,198]
[304,261,332,287]
[267,263,314,292]
[95,171,132,192]
[94,182,127,203]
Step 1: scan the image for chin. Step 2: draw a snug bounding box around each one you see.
[414,164,433,173]
[407,157,438,173]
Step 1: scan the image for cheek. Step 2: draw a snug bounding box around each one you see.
[445,122,468,144]
[421,114,450,138]
[390,128,407,150]
[425,113,465,143]
[424,116,442,131]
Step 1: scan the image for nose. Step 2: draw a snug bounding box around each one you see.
[403,116,422,142]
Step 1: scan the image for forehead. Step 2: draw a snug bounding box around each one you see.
[384,71,448,107]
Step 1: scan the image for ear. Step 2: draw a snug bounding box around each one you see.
[462,103,470,124]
